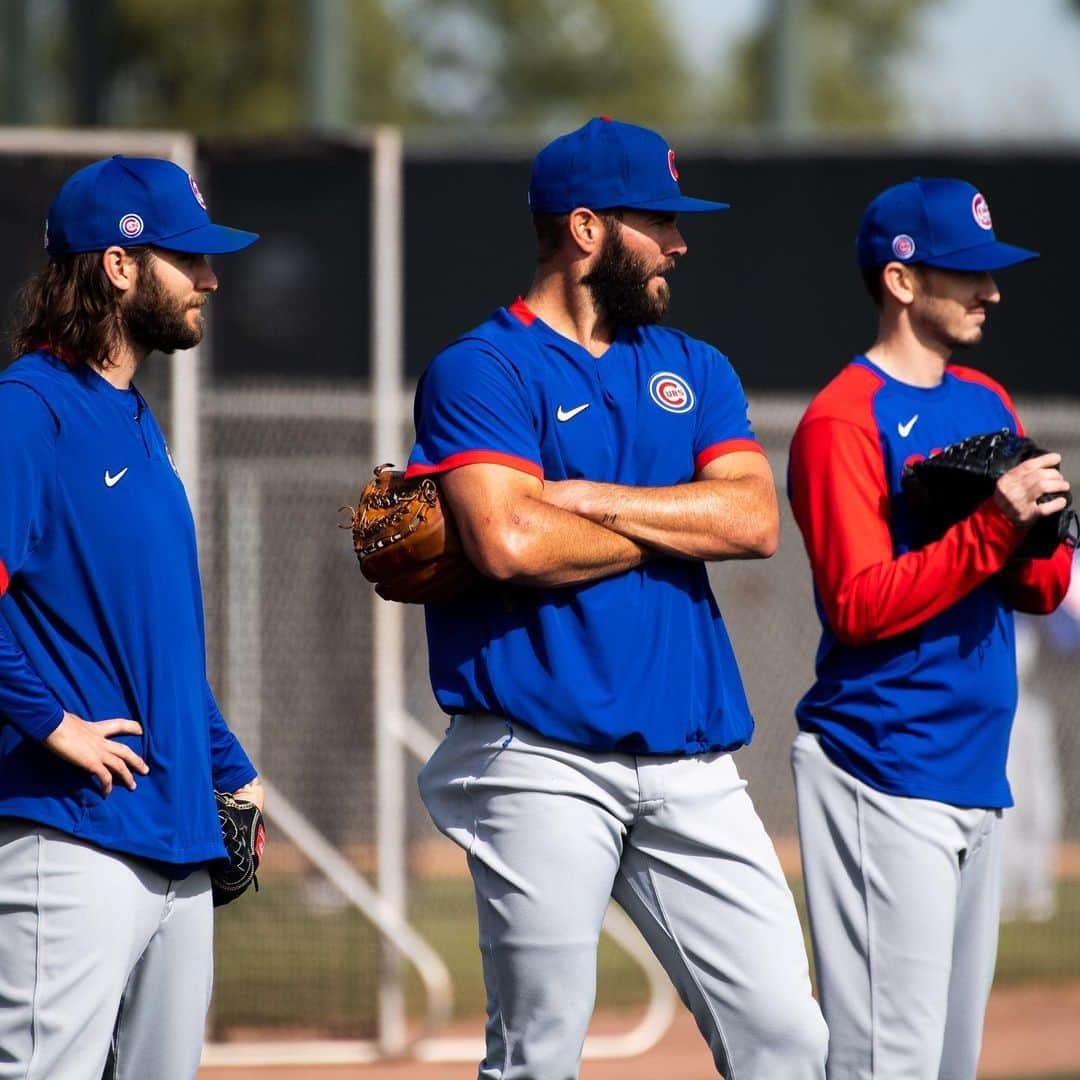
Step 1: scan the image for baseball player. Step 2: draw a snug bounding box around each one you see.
[787,178,1073,1078]
[0,156,262,1079]
[409,118,828,1080]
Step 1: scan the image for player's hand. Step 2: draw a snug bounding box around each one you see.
[994,452,1070,526]
[232,776,264,812]
[42,712,149,796]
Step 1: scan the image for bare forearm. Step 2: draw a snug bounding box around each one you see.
[545,476,778,560]
[478,496,651,586]
[438,462,654,587]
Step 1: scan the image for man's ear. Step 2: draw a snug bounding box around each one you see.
[101,246,139,293]
[881,261,919,306]
[568,208,606,255]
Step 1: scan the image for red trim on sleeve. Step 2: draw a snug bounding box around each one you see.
[789,366,1024,646]
[405,450,544,480]
[694,439,765,472]
[0,559,8,598]
[508,297,537,327]
[948,365,1023,434]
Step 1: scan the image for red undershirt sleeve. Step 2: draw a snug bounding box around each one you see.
[789,416,1025,646]
[997,542,1073,614]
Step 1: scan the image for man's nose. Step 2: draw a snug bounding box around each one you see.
[978,272,1000,303]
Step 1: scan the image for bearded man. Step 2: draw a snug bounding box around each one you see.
[405,118,827,1080]
[0,155,262,1080]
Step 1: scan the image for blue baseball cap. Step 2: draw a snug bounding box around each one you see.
[45,155,258,257]
[528,117,729,215]
[856,178,1037,271]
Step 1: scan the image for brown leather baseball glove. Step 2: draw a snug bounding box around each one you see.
[346,463,482,603]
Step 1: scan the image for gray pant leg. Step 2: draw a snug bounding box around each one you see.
[0,827,51,1079]
[109,870,214,1080]
[420,716,628,1080]
[613,753,827,1080]
[938,814,1001,1080]
[792,732,999,1080]
[0,824,167,1080]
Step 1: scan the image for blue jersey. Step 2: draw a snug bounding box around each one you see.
[0,350,255,869]
[789,358,1071,808]
[407,300,765,755]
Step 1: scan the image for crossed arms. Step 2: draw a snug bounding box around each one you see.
[439,449,778,588]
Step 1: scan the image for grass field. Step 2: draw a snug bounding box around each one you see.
[209,873,1080,1040]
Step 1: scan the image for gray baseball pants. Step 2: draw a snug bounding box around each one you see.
[791,732,1002,1080]
[420,713,828,1080]
[0,821,214,1080]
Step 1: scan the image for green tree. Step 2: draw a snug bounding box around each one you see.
[45,0,687,133]
[53,0,419,132]
[38,0,940,136]
[396,0,691,129]
[715,0,942,132]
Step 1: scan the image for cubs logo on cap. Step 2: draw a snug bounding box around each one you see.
[856,177,1037,273]
[119,213,144,239]
[891,234,916,260]
[528,118,729,215]
[649,371,695,414]
[45,155,258,256]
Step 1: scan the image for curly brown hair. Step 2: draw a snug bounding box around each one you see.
[9,247,151,369]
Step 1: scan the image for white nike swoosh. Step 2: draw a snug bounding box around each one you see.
[104,467,129,488]
[556,403,590,422]
[897,414,919,438]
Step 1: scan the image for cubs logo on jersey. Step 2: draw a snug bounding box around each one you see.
[649,371,695,414]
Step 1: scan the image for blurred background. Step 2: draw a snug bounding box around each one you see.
[2,2,1079,1077]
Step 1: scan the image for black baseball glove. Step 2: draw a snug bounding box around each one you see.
[210,790,266,907]
[901,428,1079,559]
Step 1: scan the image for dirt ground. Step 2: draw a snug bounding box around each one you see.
[200,981,1080,1079]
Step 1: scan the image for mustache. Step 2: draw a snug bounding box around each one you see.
[647,259,678,283]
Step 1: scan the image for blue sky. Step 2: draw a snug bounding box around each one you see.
[663,0,1080,137]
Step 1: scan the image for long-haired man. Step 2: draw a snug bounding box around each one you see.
[0,156,262,1080]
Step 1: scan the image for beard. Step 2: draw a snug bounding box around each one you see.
[582,225,673,328]
[122,266,204,355]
